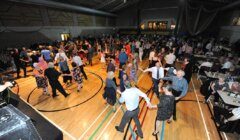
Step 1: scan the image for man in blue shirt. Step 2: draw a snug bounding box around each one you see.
[118,49,128,79]
[118,49,128,69]
[115,81,151,138]
[161,70,188,121]
[41,47,52,62]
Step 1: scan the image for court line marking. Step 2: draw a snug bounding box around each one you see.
[88,108,113,139]
[96,105,122,140]
[18,96,76,140]
[209,97,228,140]
[191,79,211,140]
[78,104,110,139]
[160,121,165,140]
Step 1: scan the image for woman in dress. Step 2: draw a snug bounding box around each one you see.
[100,50,106,69]
[71,62,83,92]
[33,63,49,95]
[103,71,117,111]
[38,56,48,70]
[150,86,175,136]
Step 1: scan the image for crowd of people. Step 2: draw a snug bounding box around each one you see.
[3,34,240,137]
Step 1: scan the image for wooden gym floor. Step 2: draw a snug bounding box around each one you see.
[14,57,238,140]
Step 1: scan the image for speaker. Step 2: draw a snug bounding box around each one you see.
[0,104,42,140]
[0,88,19,107]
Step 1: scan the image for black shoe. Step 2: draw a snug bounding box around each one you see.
[135,130,143,139]
[115,126,124,133]
[64,94,70,98]
[152,131,159,136]
[52,94,59,98]
[173,116,177,121]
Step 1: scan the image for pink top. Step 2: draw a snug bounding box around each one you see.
[38,57,48,70]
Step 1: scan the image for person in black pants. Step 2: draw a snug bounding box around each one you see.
[115,81,151,138]
[44,62,69,98]
[161,70,188,121]
[11,48,26,78]
[79,65,88,80]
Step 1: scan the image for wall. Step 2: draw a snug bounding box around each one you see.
[218,10,240,43]
[116,0,178,29]
[0,1,116,48]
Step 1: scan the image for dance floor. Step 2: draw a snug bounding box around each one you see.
[14,57,236,140]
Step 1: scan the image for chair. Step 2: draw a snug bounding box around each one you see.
[197,65,212,81]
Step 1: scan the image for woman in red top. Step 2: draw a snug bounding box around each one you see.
[125,42,131,56]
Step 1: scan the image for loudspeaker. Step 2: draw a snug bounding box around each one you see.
[0,104,42,140]
[0,88,19,107]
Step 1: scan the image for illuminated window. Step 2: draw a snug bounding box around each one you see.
[140,23,145,30]
[159,21,167,30]
[148,22,153,29]
[170,24,176,30]
[61,33,70,41]
[153,22,157,29]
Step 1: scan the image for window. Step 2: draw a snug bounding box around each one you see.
[148,22,153,29]
[147,21,168,30]
[61,33,70,41]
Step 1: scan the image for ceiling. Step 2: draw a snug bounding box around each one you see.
[48,0,239,13]
[49,0,140,12]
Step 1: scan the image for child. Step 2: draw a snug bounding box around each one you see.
[100,50,106,69]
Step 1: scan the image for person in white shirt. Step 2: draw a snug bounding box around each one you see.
[115,81,151,139]
[205,41,213,52]
[199,61,213,68]
[55,49,69,63]
[164,50,176,67]
[143,62,164,97]
[214,106,240,130]
[139,45,143,62]
[135,40,141,49]
[72,53,88,80]
[0,82,13,92]
[222,58,233,70]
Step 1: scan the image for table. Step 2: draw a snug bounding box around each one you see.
[204,71,227,79]
[222,46,231,51]
[194,54,218,60]
[218,90,240,107]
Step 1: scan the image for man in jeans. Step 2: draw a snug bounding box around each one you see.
[115,81,151,138]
